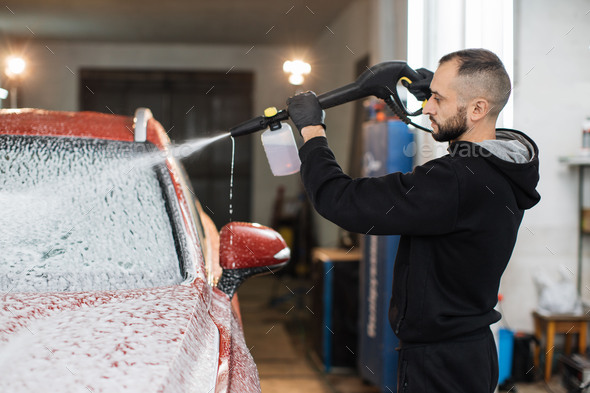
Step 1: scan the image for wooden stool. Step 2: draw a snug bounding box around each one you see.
[532,311,590,382]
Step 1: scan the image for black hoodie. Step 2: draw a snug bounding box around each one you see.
[299,128,540,343]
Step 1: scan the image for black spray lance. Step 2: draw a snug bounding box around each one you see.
[229,61,432,176]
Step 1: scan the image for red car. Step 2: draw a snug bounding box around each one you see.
[0,109,289,392]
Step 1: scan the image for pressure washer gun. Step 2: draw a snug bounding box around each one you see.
[230,61,431,139]
[229,61,431,176]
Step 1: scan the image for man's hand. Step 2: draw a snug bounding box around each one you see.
[286,91,326,135]
[407,68,434,102]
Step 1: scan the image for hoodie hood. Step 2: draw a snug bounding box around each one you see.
[449,128,541,210]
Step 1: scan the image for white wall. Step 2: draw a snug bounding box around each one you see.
[501,0,590,331]
[2,40,301,227]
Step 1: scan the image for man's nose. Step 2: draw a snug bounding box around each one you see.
[423,98,435,116]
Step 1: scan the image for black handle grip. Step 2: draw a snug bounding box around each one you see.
[317,82,365,109]
[318,61,422,109]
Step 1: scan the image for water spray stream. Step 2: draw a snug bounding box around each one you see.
[167,132,230,161]
[229,136,235,247]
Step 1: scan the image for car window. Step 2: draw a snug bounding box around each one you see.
[0,135,184,293]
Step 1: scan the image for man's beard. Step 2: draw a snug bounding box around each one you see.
[431,106,468,142]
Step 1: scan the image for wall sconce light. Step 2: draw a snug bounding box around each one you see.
[283,60,311,86]
[4,56,27,108]
[5,56,26,79]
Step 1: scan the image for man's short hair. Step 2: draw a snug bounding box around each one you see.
[439,49,511,117]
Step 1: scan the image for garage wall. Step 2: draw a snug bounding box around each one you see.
[501,0,590,331]
[2,40,301,228]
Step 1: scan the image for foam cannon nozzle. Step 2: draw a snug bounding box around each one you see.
[230,108,290,137]
[230,60,431,138]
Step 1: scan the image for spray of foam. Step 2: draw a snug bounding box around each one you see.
[169,132,230,160]
[108,132,231,174]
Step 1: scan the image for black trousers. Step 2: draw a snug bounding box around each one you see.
[397,328,498,393]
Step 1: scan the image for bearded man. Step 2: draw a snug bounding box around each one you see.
[287,48,540,392]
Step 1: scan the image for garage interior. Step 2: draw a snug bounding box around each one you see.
[2,0,590,392]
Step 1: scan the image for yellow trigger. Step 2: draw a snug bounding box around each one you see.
[264,107,278,117]
[399,76,412,85]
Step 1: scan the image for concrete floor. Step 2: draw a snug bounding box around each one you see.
[239,275,570,393]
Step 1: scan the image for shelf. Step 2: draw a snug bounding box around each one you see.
[559,155,590,166]
[560,156,590,294]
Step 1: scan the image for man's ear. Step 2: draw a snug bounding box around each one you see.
[469,98,490,122]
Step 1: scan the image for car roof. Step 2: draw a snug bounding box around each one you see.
[0,108,170,149]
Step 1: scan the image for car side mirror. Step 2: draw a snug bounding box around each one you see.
[217,222,290,299]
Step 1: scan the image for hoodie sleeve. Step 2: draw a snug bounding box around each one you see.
[299,137,458,236]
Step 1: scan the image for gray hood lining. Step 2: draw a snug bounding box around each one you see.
[476,130,536,164]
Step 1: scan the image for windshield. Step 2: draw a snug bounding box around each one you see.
[0,135,184,293]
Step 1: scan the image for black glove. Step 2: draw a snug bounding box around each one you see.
[406,68,433,102]
[286,91,325,135]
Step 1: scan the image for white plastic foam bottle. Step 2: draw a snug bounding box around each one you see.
[261,121,301,176]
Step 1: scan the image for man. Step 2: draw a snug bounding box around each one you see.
[287,49,540,392]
